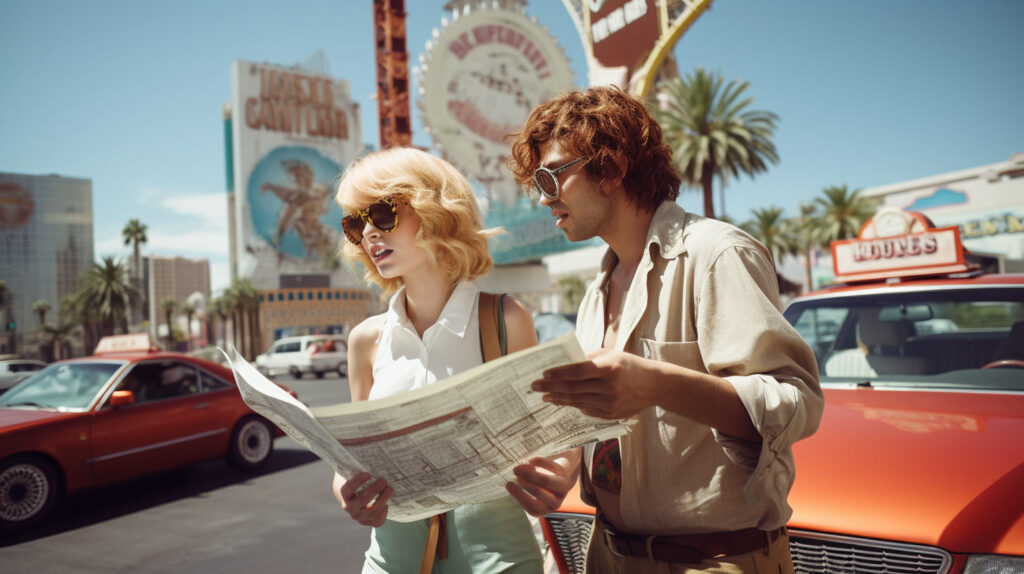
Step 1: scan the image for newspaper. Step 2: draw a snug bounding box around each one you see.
[221,332,631,522]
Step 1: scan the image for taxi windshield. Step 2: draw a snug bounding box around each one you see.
[0,362,123,410]
[784,287,1024,391]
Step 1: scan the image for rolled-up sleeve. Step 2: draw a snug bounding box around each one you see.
[696,243,824,524]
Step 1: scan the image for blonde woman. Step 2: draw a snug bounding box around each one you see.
[331,147,579,573]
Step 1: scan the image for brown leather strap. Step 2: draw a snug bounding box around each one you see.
[420,515,440,574]
[598,514,786,564]
[420,514,449,573]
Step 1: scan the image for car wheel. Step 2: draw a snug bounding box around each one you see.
[337,364,347,378]
[314,370,325,379]
[0,455,61,532]
[289,366,302,379]
[226,416,274,472]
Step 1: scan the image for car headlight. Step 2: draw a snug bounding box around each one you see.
[964,555,1024,574]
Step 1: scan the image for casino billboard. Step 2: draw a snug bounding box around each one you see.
[418,1,601,264]
[228,60,363,290]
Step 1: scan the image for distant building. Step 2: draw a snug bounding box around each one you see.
[146,255,210,340]
[0,172,93,355]
[859,151,1024,273]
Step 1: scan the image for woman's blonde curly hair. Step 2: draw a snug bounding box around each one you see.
[335,147,498,297]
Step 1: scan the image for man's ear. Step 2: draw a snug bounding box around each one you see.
[601,152,627,195]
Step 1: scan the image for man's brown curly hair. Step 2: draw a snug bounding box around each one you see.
[508,86,680,212]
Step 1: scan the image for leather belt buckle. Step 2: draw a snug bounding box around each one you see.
[603,529,624,558]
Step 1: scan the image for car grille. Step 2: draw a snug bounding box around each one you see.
[790,530,952,574]
[543,517,954,574]
[544,512,593,574]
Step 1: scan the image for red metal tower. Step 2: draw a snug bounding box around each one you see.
[373,0,412,148]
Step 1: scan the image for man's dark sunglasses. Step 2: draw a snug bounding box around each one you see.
[341,195,406,245]
[533,157,586,200]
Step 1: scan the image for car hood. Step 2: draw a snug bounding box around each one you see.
[0,408,83,432]
[789,387,1024,556]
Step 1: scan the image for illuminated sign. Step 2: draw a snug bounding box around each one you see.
[588,0,658,69]
[831,208,968,282]
[230,60,362,289]
[418,5,573,201]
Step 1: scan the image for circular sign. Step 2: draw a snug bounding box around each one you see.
[418,6,574,202]
[247,146,343,260]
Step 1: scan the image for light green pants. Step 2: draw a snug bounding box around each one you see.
[362,496,543,574]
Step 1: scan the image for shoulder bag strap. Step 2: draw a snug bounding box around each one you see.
[420,291,507,574]
[478,292,508,362]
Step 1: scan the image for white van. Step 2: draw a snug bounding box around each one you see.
[255,335,347,379]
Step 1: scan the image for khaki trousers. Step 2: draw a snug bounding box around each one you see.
[584,517,795,574]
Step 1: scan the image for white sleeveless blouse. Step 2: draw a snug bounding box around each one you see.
[368,281,484,400]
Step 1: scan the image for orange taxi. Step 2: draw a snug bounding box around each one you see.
[541,209,1024,573]
[0,334,292,532]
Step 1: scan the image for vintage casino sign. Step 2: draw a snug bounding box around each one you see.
[229,60,363,290]
[417,3,573,205]
[831,208,968,283]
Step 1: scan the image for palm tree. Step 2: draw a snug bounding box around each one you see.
[231,278,262,359]
[741,206,795,265]
[32,300,51,328]
[208,296,227,348]
[556,275,587,312]
[160,298,177,348]
[41,322,77,362]
[76,257,138,336]
[122,219,148,323]
[815,185,877,243]
[781,203,826,293]
[61,293,96,356]
[0,280,15,354]
[654,68,779,219]
[181,301,196,351]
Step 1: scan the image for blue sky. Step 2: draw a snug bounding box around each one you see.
[2,0,1021,293]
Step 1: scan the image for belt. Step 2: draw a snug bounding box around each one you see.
[599,516,786,564]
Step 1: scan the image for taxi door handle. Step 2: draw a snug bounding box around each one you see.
[195,402,211,410]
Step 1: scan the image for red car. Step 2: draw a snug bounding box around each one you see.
[0,334,290,531]
[541,210,1024,573]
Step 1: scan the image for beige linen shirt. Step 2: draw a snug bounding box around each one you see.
[577,201,823,534]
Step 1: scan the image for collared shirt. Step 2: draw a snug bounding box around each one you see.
[369,281,483,399]
[577,201,823,534]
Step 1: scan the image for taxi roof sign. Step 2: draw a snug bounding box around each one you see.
[831,208,969,283]
[94,333,161,355]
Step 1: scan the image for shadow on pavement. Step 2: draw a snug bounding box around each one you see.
[0,440,318,547]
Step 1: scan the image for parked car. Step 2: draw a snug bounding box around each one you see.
[540,210,1024,573]
[0,359,47,391]
[255,335,347,379]
[0,334,294,531]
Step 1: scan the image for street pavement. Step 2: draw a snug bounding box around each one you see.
[0,372,373,573]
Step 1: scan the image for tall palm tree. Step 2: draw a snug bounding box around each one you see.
[815,185,877,243]
[784,202,826,293]
[181,301,196,351]
[741,206,796,265]
[160,298,177,347]
[122,219,148,324]
[61,293,96,356]
[232,278,262,359]
[41,322,77,362]
[220,287,241,354]
[76,257,138,336]
[208,296,227,348]
[654,68,779,219]
[33,300,51,328]
[0,280,14,354]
